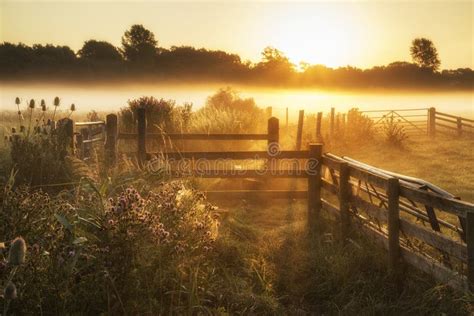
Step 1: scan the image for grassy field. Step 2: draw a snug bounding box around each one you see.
[329,134,474,202]
[213,199,473,314]
[1,91,473,314]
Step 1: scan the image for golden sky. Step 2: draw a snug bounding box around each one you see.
[1,0,472,69]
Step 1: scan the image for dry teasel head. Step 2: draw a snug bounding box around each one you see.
[70,103,76,112]
[4,282,17,300]
[54,96,60,106]
[29,99,35,109]
[8,237,26,266]
[41,99,47,111]
[15,97,20,105]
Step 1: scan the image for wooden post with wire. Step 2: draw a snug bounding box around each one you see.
[428,107,436,138]
[316,112,322,141]
[296,110,304,150]
[105,114,118,166]
[308,143,323,231]
[267,117,280,172]
[58,118,75,154]
[137,108,147,166]
[330,107,335,138]
[339,162,350,241]
[387,177,400,274]
[467,211,474,291]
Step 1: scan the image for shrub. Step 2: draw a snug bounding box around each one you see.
[345,108,375,142]
[8,120,73,186]
[190,88,265,134]
[382,116,408,147]
[119,96,192,133]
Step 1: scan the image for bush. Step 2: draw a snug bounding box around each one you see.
[119,96,192,133]
[345,108,375,142]
[382,116,408,147]
[8,120,73,186]
[190,88,265,134]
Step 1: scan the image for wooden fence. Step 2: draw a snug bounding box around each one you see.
[429,108,474,137]
[66,107,474,292]
[359,108,429,135]
[160,144,474,292]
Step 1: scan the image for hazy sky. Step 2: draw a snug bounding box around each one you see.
[1,0,472,69]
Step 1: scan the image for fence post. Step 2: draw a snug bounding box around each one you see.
[137,108,147,166]
[428,107,436,138]
[296,110,304,150]
[316,112,322,141]
[339,162,350,241]
[457,117,463,137]
[466,211,474,291]
[81,128,90,159]
[267,117,279,147]
[105,114,118,166]
[330,107,335,138]
[308,143,323,231]
[58,118,75,154]
[387,177,400,274]
[267,117,279,172]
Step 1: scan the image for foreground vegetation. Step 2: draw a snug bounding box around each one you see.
[1,89,473,314]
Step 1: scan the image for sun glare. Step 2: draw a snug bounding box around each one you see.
[258,3,366,68]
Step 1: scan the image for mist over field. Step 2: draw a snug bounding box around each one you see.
[1,82,473,118]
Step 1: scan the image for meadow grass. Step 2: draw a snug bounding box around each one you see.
[214,199,473,314]
[329,134,474,202]
[1,93,473,314]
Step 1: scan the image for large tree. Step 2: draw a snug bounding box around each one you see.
[78,40,122,62]
[121,24,157,64]
[410,38,441,71]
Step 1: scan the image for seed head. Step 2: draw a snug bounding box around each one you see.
[29,99,35,109]
[54,96,60,106]
[70,103,76,112]
[8,237,26,266]
[15,97,20,105]
[4,282,17,300]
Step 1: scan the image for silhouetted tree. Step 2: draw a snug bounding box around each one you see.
[78,40,122,62]
[0,42,33,73]
[410,38,441,71]
[254,46,295,83]
[121,24,157,64]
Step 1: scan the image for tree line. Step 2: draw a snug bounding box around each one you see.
[1,24,472,90]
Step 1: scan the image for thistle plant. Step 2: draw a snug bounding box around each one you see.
[4,282,17,300]
[3,281,17,315]
[27,99,35,136]
[52,96,60,122]
[68,103,76,118]
[7,96,73,185]
[8,237,26,266]
[2,237,26,315]
[15,97,22,127]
